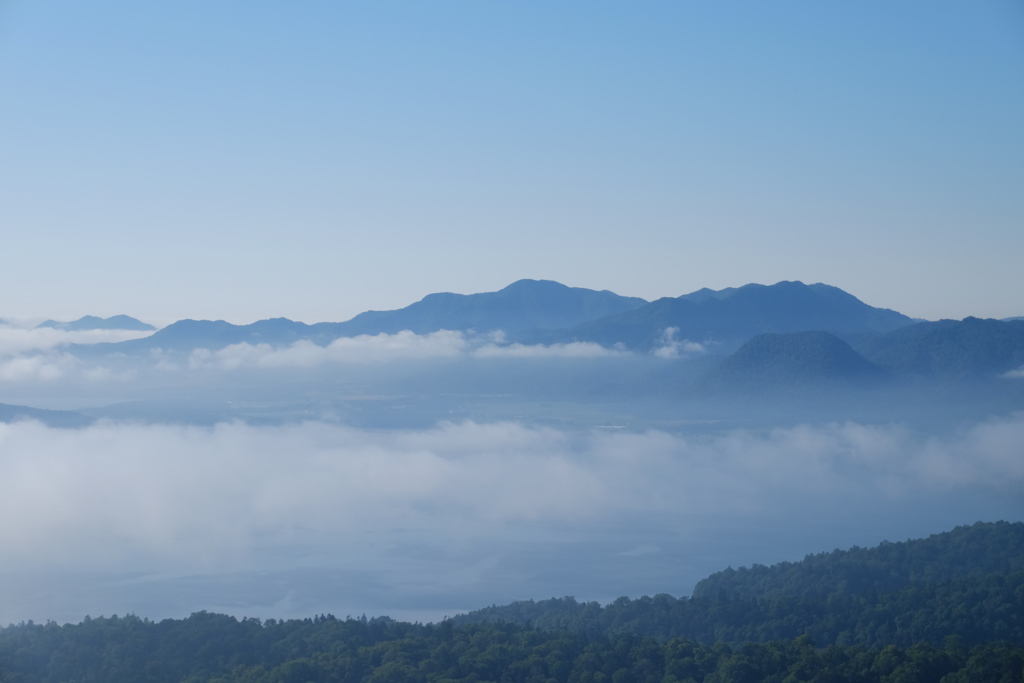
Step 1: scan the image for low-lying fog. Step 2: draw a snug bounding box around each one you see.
[0,328,1021,625]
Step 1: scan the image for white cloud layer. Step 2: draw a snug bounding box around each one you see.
[0,327,149,384]
[185,331,627,370]
[0,416,1021,574]
[0,326,151,357]
[0,330,683,383]
[189,331,468,370]
[472,341,623,359]
[0,353,72,382]
[0,352,137,384]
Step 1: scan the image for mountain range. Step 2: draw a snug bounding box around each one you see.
[37,314,155,331]
[334,278,648,335]
[75,279,913,355]
[534,280,913,351]
[61,279,1024,392]
[75,279,649,354]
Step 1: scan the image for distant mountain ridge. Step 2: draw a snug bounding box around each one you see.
[77,279,918,356]
[337,279,648,336]
[59,281,1024,392]
[112,317,330,353]
[78,280,649,354]
[541,281,913,351]
[38,314,155,332]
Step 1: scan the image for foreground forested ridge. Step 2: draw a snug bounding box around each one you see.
[454,522,1024,647]
[2,615,1024,683]
[2,522,1023,682]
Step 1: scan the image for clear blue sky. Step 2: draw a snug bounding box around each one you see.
[1,1,1021,324]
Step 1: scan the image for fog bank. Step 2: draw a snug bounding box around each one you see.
[0,416,1020,624]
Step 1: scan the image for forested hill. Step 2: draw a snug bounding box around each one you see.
[1,523,1024,681]
[453,522,1024,647]
[692,520,1024,601]
[3,615,1023,683]
[857,317,1024,377]
[698,330,889,394]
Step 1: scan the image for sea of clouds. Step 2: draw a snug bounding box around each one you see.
[0,327,700,384]
[0,416,1020,574]
[0,327,1020,624]
[0,325,150,383]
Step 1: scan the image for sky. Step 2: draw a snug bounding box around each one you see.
[1,1,1022,325]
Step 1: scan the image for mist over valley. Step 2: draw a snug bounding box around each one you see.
[0,279,1021,627]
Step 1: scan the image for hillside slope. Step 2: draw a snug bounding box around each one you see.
[454,522,1024,647]
[700,330,889,394]
[858,317,1024,377]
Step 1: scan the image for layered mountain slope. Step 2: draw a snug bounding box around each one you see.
[548,281,913,351]
[858,317,1024,377]
[108,317,323,353]
[701,331,889,393]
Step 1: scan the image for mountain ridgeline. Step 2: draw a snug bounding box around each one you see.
[453,521,1024,648]
[72,279,909,354]
[59,280,1024,393]
[336,279,649,336]
[75,279,649,354]
[535,281,913,352]
[36,314,155,331]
